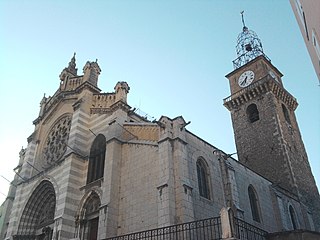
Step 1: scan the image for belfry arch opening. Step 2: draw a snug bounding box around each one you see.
[16,180,56,239]
[246,103,259,123]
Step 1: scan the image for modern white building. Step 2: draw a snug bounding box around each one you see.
[290,0,320,82]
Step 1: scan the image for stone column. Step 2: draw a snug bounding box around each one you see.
[100,138,122,239]
[220,207,238,240]
[157,117,177,227]
[157,116,195,226]
[171,130,194,223]
[157,138,176,226]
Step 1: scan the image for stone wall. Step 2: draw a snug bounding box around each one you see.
[228,158,278,233]
[266,230,320,240]
[117,143,159,235]
[185,132,225,219]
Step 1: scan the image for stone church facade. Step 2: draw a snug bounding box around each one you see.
[2,24,320,240]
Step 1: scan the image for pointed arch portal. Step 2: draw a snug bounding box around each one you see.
[14,180,56,240]
[78,192,101,240]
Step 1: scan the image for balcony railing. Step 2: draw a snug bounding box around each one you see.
[105,217,222,240]
[12,210,269,240]
[234,218,267,240]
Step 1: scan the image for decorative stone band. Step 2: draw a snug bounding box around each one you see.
[223,74,298,111]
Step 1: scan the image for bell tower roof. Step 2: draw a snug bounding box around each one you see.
[233,11,270,69]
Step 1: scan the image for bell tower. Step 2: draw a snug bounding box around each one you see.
[224,13,320,230]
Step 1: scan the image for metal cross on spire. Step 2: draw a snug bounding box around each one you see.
[240,11,248,31]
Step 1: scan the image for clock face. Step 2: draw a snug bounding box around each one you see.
[238,70,255,88]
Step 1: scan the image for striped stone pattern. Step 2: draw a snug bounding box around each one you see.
[19,141,37,180]
[67,109,91,158]
[89,113,114,138]
[5,153,86,239]
[53,155,86,239]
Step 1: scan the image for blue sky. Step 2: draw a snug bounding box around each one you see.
[0,0,319,204]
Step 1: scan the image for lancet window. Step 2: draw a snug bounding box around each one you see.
[87,134,106,184]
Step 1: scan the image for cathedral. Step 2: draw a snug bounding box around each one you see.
[1,20,320,240]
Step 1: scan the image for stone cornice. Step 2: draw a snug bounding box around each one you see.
[79,178,103,192]
[75,80,101,94]
[90,108,113,115]
[34,81,101,125]
[223,75,298,111]
[90,100,131,114]
[225,54,284,79]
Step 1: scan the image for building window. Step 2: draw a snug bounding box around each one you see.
[312,30,320,60]
[295,0,309,40]
[246,104,259,123]
[302,13,309,41]
[196,158,210,199]
[87,134,106,184]
[289,205,298,230]
[248,185,261,222]
[282,104,291,125]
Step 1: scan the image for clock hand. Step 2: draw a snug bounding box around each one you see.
[241,76,248,85]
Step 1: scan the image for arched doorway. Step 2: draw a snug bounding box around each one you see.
[79,192,101,240]
[16,180,56,240]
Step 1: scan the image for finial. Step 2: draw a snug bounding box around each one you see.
[59,53,78,79]
[70,52,76,64]
[41,93,47,102]
[66,52,77,75]
[40,93,47,106]
[95,58,98,63]
[241,11,248,32]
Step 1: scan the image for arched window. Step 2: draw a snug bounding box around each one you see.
[248,185,261,222]
[282,104,291,124]
[289,205,298,230]
[246,104,259,123]
[196,158,210,199]
[87,134,106,184]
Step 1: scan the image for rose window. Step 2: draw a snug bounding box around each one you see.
[43,115,72,166]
